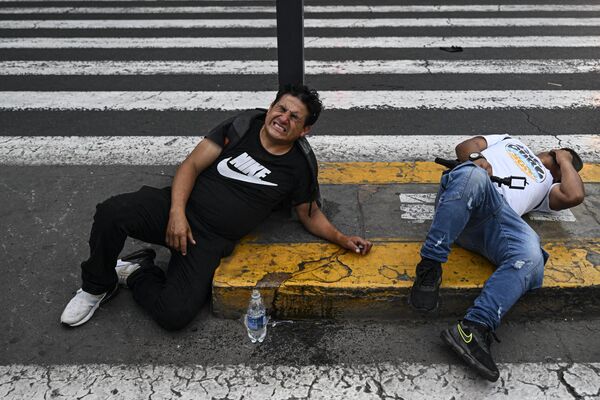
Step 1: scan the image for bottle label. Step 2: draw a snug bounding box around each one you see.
[246,315,265,330]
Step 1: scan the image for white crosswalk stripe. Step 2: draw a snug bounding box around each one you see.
[2,5,600,13]
[5,18,600,29]
[2,90,598,111]
[2,59,599,75]
[1,135,596,165]
[3,36,600,48]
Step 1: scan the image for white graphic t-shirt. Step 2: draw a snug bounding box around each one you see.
[481,134,556,216]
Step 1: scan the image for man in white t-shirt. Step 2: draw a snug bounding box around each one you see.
[408,134,584,382]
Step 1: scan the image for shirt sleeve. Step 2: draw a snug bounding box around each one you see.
[204,116,235,147]
[533,182,561,212]
[290,166,314,206]
[483,134,511,149]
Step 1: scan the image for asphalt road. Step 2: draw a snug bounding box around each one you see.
[1,0,599,397]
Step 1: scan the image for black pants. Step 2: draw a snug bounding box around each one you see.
[81,186,235,331]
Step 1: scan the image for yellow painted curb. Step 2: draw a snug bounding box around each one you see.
[212,240,600,318]
[317,162,600,184]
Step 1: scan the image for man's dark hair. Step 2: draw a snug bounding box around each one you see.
[272,84,323,127]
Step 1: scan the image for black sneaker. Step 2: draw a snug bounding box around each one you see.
[441,320,500,382]
[409,258,442,311]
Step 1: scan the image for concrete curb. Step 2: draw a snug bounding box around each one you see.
[212,239,600,319]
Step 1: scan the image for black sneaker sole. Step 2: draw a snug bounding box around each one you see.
[441,329,499,382]
[408,298,439,312]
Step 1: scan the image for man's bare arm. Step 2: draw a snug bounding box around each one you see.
[548,150,585,211]
[166,139,222,255]
[454,136,493,176]
[295,202,372,255]
[455,136,488,161]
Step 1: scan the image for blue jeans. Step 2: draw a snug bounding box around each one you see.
[420,162,548,331]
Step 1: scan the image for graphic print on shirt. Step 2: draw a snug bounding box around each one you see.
[505,143,547,183]
[217,152,278,187]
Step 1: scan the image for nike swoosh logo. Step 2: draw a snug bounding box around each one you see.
[217,157,277,187]
[457,324,473,344]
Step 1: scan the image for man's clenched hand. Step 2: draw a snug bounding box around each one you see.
[166,210,196,256]
[339,235,373,256]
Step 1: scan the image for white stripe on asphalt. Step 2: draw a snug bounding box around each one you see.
[1,90,598,111]
[528,210,577,221]
[5,18,600,29]
[0,36,600,49]
[1,36,600,49]
[2,59,599,75]
[1,363,598,399]
[1,135,597,165]
[2,5,600,13]
[398,193,577,221]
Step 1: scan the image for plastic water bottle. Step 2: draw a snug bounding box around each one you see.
[245,289,267,343]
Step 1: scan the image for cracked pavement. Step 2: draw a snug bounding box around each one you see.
[1,363,599,399]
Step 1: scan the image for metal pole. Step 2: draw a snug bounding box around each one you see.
[276,0,304,86]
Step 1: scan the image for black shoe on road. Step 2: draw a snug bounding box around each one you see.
[441,320,500,382]
[409,258,442,311]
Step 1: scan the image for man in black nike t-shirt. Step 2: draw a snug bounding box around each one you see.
[60,84,373,330]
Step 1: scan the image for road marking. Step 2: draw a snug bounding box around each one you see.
[398,193,577,222]
[528,210,577,221]
[1,136,598,165]
[1,363,598,399]
[399,193,437,221]
[1,90,598,111]
[2,5,600,13]
[5,18,600,29]
[2,59,600,76]
[1,36,600,49]
[399,193,436,204]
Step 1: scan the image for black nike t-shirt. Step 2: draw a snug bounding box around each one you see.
[187,118,312,240]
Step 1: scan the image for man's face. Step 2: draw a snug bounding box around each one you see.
[264,94,312,144]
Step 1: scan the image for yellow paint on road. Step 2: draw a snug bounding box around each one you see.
[317,162,600,184]
[212,239,600,318]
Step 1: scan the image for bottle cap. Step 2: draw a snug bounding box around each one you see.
[251,289,260,299]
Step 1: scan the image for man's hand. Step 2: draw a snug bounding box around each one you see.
[553,149,573,165]
[296,202,373,256]
[338,235,373,255]
[165,210,196,256]
[473,158,493,176]
[548,149,585,210]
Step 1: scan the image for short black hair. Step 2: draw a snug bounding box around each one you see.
[272,84,322,127]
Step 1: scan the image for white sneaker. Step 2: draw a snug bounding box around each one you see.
[115,259,142,287]
[60,285,118,327]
